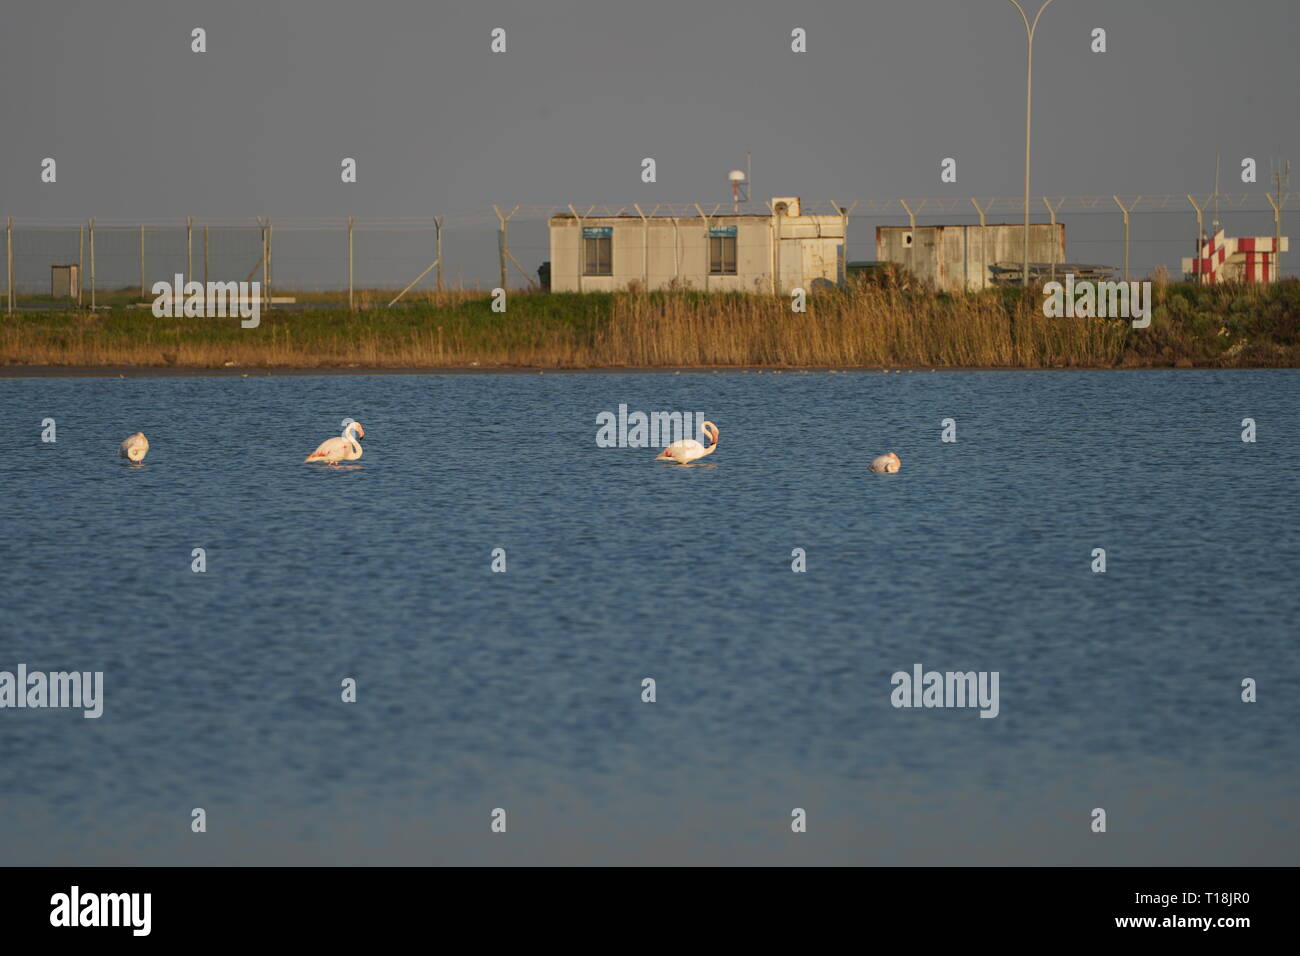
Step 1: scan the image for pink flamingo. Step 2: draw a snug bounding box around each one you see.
[305,420,365,465]
[869,452,901,473]
[655,421,719,465]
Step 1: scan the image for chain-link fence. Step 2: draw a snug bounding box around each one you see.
[4,192,1294,312]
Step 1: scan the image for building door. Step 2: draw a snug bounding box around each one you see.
[801,240,829,285]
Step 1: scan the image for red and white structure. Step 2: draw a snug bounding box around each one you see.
[1183,229,1289,284]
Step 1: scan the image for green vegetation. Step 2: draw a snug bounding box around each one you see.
[2,280,1297,369]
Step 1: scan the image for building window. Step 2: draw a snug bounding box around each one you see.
[709,234,737,275]
[583,227,612,276]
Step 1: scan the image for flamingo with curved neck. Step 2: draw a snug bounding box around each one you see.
[305,420,366,464]
[655,421,719,464]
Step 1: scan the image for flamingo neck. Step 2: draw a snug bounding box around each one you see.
[343,423,361,454]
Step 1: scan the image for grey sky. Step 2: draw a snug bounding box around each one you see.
[2,0,1297,283]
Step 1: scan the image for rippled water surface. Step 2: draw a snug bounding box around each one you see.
[1,369,1297,864]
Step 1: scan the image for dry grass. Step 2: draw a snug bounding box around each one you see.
[601,285,1126,367]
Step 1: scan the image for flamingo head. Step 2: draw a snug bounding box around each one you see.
[342,419,365,439]
[701,421,719,446]
[888,452,899,464]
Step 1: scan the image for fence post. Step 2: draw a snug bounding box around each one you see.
[1187,195,1205,280]
[900,199,919,279]
[1042,197,1060,282]
[671,216,681,284]
[767,200,779,295]
[634,204,649,286]
[837,201,857,286]
[492,206,535,290]
[1121,199,1129,282]
[493,205,508,292]
[266,218,273,310]
[488,202,514,290]
[1265,192,1284,280]
[384,221,444,308]
[1113,196,1138,282]
[695,203,713,294]
[186,216,193,285]
[260,219,268,310]
[832,201,845,286]
[500,211,508,292]
[568,204,584,293]
[348,216,354,311]
[139,224,145,299]
[970,199,989,290]
[435,217,444,292]
[89,218,96,310]
[5,217,11,315]
[203,225,209,287]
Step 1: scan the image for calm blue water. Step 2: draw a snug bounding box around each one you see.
[1,369,1297,865]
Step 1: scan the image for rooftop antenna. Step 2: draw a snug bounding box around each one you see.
[728,153,751,213]
[1271,156,1291,205]
[1271,156,1290,279]
[1272,157,1291,195]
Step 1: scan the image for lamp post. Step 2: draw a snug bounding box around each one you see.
[1008,0,1054,288]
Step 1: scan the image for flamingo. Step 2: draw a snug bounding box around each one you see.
[119,432,149,463]
[869,452,901,473]
[305,420,365,464]
[655,421,719,464]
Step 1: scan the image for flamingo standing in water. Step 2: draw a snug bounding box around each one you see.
[119,432,149,463]
[869,452,901,473]
[305,420,366,465]
[655,421,719,464]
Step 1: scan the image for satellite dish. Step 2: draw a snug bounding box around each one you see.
[727,170,747,183]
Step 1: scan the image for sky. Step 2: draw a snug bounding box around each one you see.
[1,0,1297,284]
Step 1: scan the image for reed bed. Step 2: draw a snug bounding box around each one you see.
[2,281,1296,369]
[601,286,1127,367]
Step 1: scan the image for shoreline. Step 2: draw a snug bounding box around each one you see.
[0,363,1283,379]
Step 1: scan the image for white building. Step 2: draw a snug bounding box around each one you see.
[876,223,1066,291]
[547,198,846,293]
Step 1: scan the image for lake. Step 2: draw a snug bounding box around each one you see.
[1,368,1297,864]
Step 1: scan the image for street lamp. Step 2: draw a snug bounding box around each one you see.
[1008,0,1054,288]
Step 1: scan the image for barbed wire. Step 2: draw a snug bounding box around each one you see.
[4,192,1292,229]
